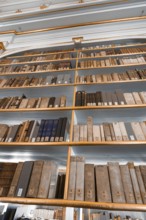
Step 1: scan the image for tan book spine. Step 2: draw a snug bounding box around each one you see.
[60,96,66,107]
[83,125,87,141]
[75,156,85,201]
[103,123,112,141]
[19,99,29,108]
[7,162,24,197]
[118,121,129,141]
[87,116,93,142]
[139,122,146,138]
[139,92,146,104]
[132,92,143,104]
[108,162,126,203]
[93,125,101,141]
[123,93,136,105]
[68,156,76,200]
[128,162,143,204]
[84,164,95,201]
[131,122,145,140]
[95,165,112,202]
[135,166,146,204]
[18,121,30,142]
[39,97,50,108]
[120,164,135,203]
[73,125,80,142]
[26,161,44,198]
[109,123,116,141]
[100,124,105,141]
[112,122,123,141]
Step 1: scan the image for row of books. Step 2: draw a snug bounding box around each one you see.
[0,118,67,142]
[0,95,66,109]
[73,117,146,142]
[89,212,142,220]
[2,206,63,220]
[68,156,146,204]
[0,160,65,199]
[0,62,72,74]
[79,47,146,58]
[81,42,143,50]
[76,69,146,83]
[0,53,72,64]
[75,90,146,106]
[78,56,146,68]
[0,74,72,88]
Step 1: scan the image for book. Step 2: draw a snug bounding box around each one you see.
[84,164,95,201]
[68,156,76,200]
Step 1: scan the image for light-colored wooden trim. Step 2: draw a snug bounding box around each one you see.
[0,198,146,211]
[0,107,73,112]
[0,141,146,146]
[73,104,146,110]
[75,79,146,85]
[0,57,77,67]
[64,147,71,199]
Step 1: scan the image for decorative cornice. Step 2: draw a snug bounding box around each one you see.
[0,43,5,50]
[0,15,146,36]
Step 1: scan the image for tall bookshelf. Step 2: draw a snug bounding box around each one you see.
[0,38,146,219]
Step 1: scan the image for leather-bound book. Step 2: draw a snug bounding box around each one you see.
[84,164,95,201]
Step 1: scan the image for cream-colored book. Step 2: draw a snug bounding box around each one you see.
[60,96,66,107]
[111,73,119,81]
[131,122,145,140]
[93,125,101,141]
[139,92,146,104]
[19,99,29,108]
[87,116,93,142]
[39,97,50,108]
[139,122,146,139]
[118,121,129,141]
[83,125,87,141]
[73,125,80,142]
[95,74,102,82]
[123,93,136,105]
[79,124,84,141]
[112,122,123,141]
[100,124,105,141]
[132,92,143,104]
[36,97,42,108]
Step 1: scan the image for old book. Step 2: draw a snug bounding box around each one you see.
[93,125,101,141]
[112,122,123,141]
[139,92,146,104]
[68,156,76,200]
[131,122,145,140]
[24,120,35,142]
[100,124,105,141]
[60,96,66,107]
[84,164,95,201]
[26,98,37,108]
[54,97,61,108]
[4,126,13,142]
[87,116,93,142]
[14,123,24,142]
[135,166,146,204]
[39,97,49,108]
[7,162,24,197]
[120,164,135,203]
[123,93,136,105]
[15,161,34,197]
[115,89,126,105]
[139,122,146,139]
[128,162,143,204]
[7,124,19,142]
[48,161,58,198]
[35,97,42,108]
[101,91,108,105]
[73,125,80,142]
[108,162,125,203]
[50,119,58,142]
[95,165,111,202]
[18,121,30,142]
[118,121,129,141]
[55,118,64,142]
[0,124,9,142]
[36,119,46,142]
[37,161,52,198]
[30,121,40,142]
[44,119,54,142]
[79,124,84,141]
[48,97,55,107]
[59,117,67,141]
[140,165,146,190]
[75,91,82,106]
[19,98,28,108]
[75,156,85,201]
[103,123,112,141]
[132,92,143,104]
[124,122,136,141]
[26,161,44,198]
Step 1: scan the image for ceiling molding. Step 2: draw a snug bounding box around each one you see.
[0,15,146,36]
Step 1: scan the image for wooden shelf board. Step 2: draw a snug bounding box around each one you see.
[73,104,146,110]
[0,141,146,146]
[0,107,72,112]
[75,79,146,85]
[1,198,146,211]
